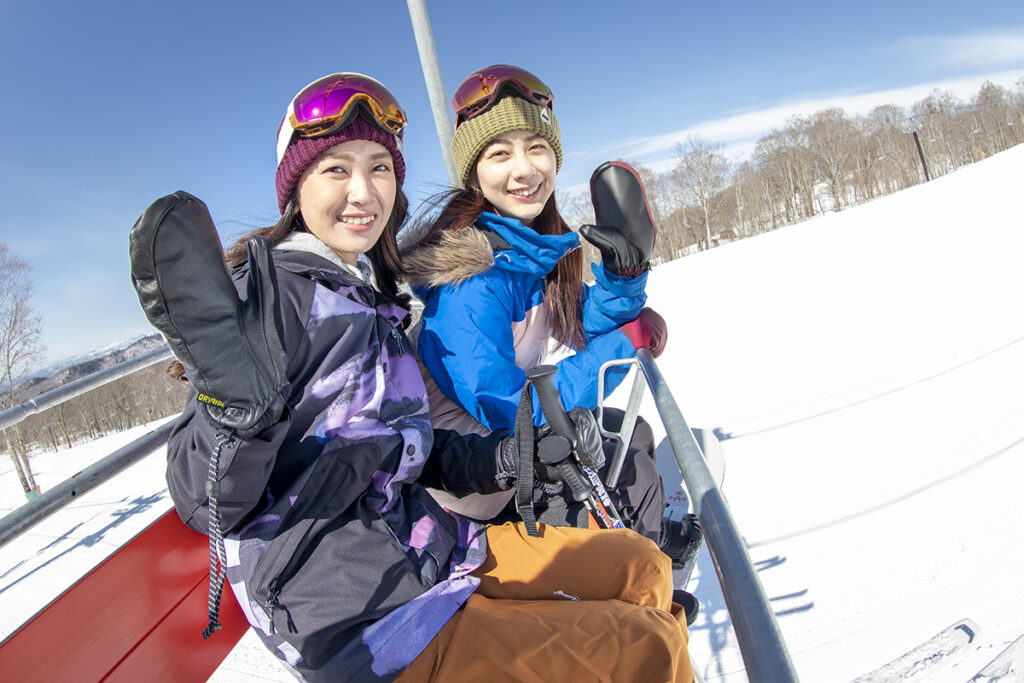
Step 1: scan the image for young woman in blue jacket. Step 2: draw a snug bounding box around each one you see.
[405,65,678,545]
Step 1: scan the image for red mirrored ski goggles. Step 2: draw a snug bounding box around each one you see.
[451,64,553,124]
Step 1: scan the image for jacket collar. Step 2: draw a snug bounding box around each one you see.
[275,232,375,284]
[402,212,579,289]
[476,212,579,277]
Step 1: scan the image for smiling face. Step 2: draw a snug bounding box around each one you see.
[295,139,397,265]
[471,129,557,226]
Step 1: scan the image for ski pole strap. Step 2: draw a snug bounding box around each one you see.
[514,382,539,537]
[202,429,232,639]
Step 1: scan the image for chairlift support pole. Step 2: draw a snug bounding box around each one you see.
[912,130,931,182]
[406,0,460,187]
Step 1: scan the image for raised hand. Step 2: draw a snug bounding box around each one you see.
[129,191,288,435]
[580,161,657,277]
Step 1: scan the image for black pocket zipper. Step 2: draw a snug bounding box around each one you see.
[250,455,349,634]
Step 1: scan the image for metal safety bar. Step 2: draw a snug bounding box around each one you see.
[598,349,799,683]
[0,421,174,547]
[0,345,173,431]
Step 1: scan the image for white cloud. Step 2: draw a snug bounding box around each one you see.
[899,28,1024,69]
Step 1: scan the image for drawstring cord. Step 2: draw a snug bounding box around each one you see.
[202,429,233,639]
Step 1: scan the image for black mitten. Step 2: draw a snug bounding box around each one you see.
[580,161,657,277]
[129,191,289,435]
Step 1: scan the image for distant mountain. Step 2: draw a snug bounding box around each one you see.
[20,334,168,400]
[27,334,161,380]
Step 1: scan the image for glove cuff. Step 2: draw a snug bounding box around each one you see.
[207,393,288,440]
[619,308,668,357]
[607,263,649,278]
[495,437,518,490]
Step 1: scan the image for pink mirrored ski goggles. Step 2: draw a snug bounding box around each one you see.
[276,73,407,160]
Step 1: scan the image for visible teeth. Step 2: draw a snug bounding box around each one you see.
[509,187,537,197]
[343,216,374,225]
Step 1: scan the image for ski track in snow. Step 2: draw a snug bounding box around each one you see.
[3,145,1024,681]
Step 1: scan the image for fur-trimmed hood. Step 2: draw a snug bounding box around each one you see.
[401,211,580,290]
[401,223,496,289]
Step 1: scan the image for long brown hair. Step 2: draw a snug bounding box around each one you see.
[223,190,411,307]
[426,187,586,349]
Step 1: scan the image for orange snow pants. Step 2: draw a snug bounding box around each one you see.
[397,522,693,683]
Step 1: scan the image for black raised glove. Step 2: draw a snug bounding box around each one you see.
[580,161,657,277]
[129,191,289,436]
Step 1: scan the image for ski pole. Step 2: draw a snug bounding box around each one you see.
[525,366,624,529]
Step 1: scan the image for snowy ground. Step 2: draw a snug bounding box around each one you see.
[2,145,1023,681]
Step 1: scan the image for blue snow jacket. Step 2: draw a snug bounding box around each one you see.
[405,211,647,436]
[165,237,508,682]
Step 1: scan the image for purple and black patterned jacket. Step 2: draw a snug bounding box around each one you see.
[166,242,506,681]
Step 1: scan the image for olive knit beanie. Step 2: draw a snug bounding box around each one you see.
[451,96,562,186]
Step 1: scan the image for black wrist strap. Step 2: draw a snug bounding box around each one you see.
[514,382,539,537]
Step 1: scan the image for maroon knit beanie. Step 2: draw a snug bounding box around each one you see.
[275,116,406,214]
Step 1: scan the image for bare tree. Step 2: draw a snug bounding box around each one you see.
[54,403,75,448]
[861,104,920,193]
[911,89,970,177]
[752,119,816,226]
[671,136,732,250]
[805,108,859,211]
[0,244,45,495]
[973,80,1022,155]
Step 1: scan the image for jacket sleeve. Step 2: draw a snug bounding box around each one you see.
[416,429,509,496]
[581,263,648,340]
[166,396,291,533]
[417,274,637,432]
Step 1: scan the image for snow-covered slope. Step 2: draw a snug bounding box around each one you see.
[643,144,1024,682]
[2,145,1023,682]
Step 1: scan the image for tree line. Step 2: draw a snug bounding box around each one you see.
[562,77,1024,262]
[2,363,186,453]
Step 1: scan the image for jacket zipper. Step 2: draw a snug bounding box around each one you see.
[251,457,349,634]
[382,316,405,357]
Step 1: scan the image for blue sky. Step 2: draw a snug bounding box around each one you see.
[1,0,1022,368]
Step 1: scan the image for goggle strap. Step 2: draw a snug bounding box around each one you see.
[457,83,551,124]
[276,102,402,165]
